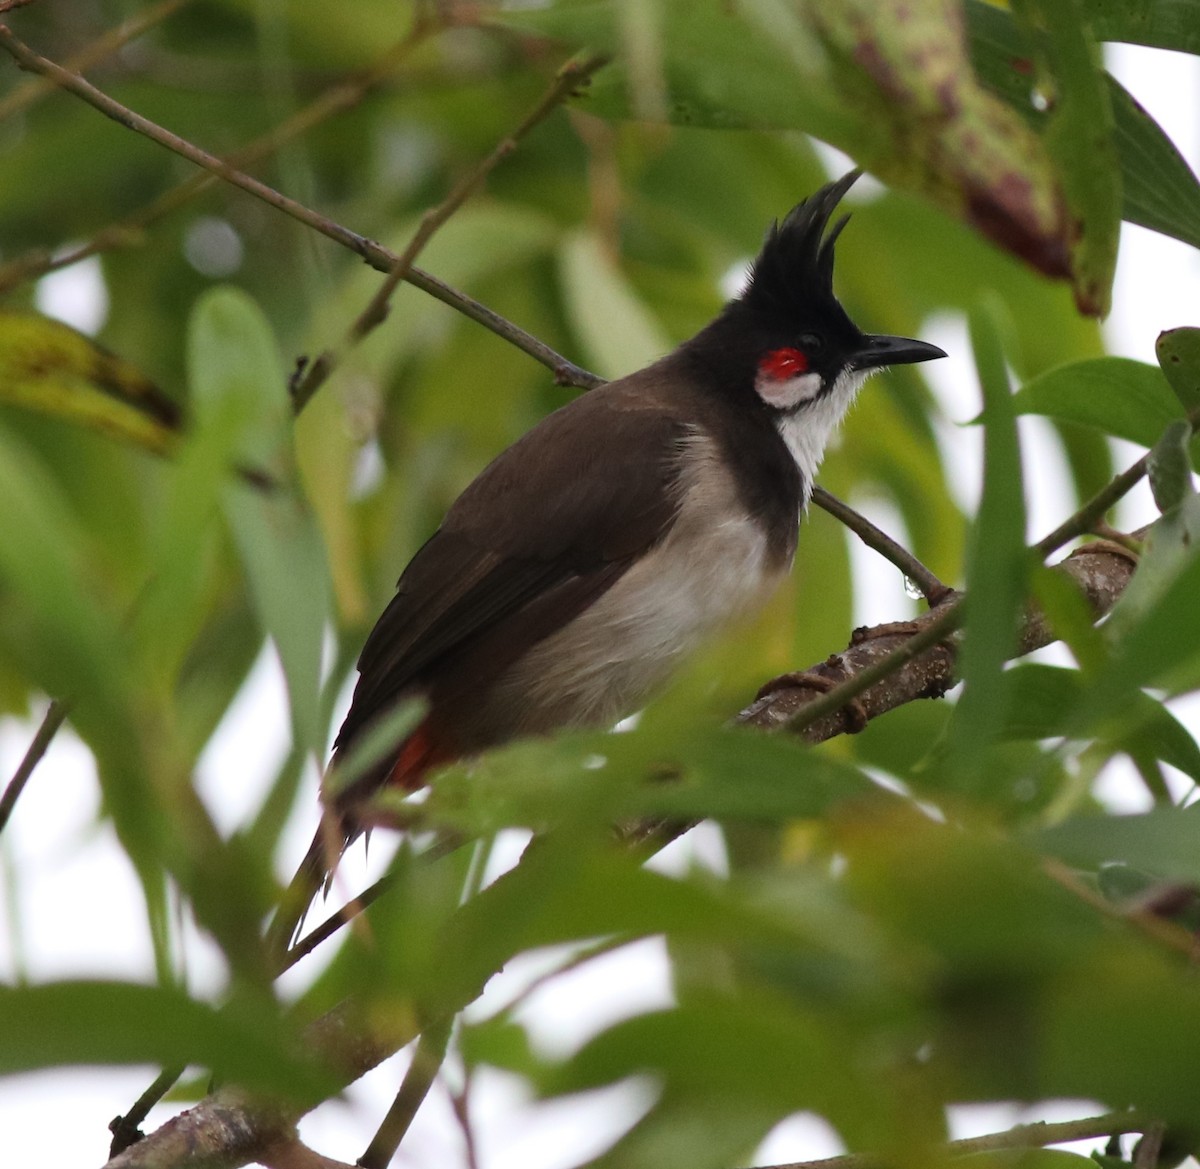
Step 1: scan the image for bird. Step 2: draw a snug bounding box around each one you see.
[269,168,945,952]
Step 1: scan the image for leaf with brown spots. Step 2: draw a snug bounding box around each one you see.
[0,311,179,454]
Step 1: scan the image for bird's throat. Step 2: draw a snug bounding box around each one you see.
[774,367,870,499]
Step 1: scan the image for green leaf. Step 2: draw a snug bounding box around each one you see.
[187,288,331,752]
[1147,419,1195,513]
[557,994,866,1121]
[225,486,331,754]
[1107,76,1200,251]
[949,300,1030,781]
[1012,0,1120,315]
[0,310,179,455]
[0,980,334,1100]
[1104,493,1200,641]
[504,0,1072,282]
[967,2,1200,252]
[0,423,130,711]
[1012,357,1183,447]
[558,228,672,377]
[1033,805,1200,886]
[1001,663,1200,782]
[1085,499,1200,709]
[1083,0,1200,54]
[187,286,290,474]
[1156,327,1200,413]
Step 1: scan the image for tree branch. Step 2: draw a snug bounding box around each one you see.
[0,25,436,294]
[0,697,68,837]
[756,1110,1149,1169]
[290,51,608,412]
[809,486,950,602]
[0,24,602,393]
[358,1017,453,1169]
[0,0,194,123]
[743,532,1139,741]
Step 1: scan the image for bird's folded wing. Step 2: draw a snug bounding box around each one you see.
[337,394,688,750]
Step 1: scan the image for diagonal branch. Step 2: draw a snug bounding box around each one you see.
[0,24,602,393]
[0,25,436,295]
[0,0,195,123]
[809,485,950,602]
[756,1109,1149,1169]
[290,51,608,412]
[0,697,69,836]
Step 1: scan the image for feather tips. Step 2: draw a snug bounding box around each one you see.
[742,169,861,315]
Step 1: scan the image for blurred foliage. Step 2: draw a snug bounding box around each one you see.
[0,1,1199,1167]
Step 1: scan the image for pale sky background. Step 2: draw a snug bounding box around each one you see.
[2,41,1200,1169]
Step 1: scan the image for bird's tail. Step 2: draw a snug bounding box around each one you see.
[265,718,454,964]
[265,814,346,965]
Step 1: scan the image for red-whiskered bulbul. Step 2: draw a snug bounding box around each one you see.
[272,169,944,947]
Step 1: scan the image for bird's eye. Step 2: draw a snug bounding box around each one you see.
[759,347,809,381]
[798,332,824,352]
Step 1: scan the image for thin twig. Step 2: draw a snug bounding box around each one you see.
[450,1073,480,1169]
[1034,408,1200,558]
[784,599,962,736]
[0,27,434,294]
[810,485,949,603]
[358,1017,453,1169]
[108,1064,186,1157]
[757,1110,1149,1169]
[0,0,194,124]
[279,873,393,971]
[1042,858,1199,960]
[1034,450,1150,557]
[291,51,609,412]
[0,698,69,837]
[1133,1121,1166,1169]
[0,25,602,393]
[278,831,462,972]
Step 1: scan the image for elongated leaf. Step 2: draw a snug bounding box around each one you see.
[967,1,1200,251]
[1107,77,1200,250]
[1105,494,1200,639]
[1147,419,1194,512]
[1013,0,1120,315]
[225,487,331,754]
[0,310,179,454]
[187,289,331,754]
[0,980,333,1099]
[188,287,290,473]
[1084,0,1200,54]
[1083,500,1200,711]
[0,423,130,711]
[1002,663,1200,782]
[949,301,1029,781]
[1012,357,1183,447]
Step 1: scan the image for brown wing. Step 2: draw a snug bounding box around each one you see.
[334,386,687,754]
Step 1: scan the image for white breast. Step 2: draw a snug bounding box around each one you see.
[495,430,787,735]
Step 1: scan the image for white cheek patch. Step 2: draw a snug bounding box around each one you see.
[755,369,823,409]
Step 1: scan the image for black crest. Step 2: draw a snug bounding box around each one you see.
[741,169,861,317]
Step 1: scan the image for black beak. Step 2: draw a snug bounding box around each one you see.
[853,333,946,371]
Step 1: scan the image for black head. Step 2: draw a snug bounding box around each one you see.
[691,170,944,413]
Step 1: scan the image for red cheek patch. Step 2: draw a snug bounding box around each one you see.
[759,347,809,380]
